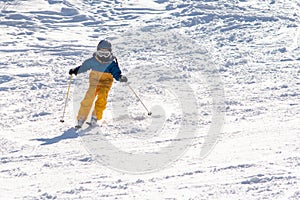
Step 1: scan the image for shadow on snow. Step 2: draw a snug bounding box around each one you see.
[32,128,78,145]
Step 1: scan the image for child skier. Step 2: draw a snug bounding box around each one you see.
[69,40,127,128]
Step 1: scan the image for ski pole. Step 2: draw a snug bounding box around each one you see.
[127,83,152,116]
[60,75,73,123]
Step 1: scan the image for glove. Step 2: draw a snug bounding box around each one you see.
[69,67,79,75]
[119,75,128,82]
[69,69,75,75]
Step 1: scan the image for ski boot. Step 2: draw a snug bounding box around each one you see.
[87,115,98,126]
[75,119,84,129]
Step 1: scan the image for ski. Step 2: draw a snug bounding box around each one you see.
[75,122,98,129]
[86,122,94,126]
[75,125,82,130]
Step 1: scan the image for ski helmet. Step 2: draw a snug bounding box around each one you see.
[97,40,112,51]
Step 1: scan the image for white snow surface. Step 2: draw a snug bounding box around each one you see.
[0,0,300,199]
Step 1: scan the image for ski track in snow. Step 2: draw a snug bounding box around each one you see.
[0,0,300,199]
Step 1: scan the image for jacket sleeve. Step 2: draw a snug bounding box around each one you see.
[77,59,93,74]
[109,61,122,81]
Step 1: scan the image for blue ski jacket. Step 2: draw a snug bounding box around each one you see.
[75,56,122,81]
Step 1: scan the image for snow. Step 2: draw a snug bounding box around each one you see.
[0,0,300,199]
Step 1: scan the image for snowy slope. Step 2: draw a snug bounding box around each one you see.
[0,0,300,199]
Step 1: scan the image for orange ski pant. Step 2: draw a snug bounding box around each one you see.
[77,71,113,121]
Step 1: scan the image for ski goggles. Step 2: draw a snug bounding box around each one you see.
[96,49,111,58]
